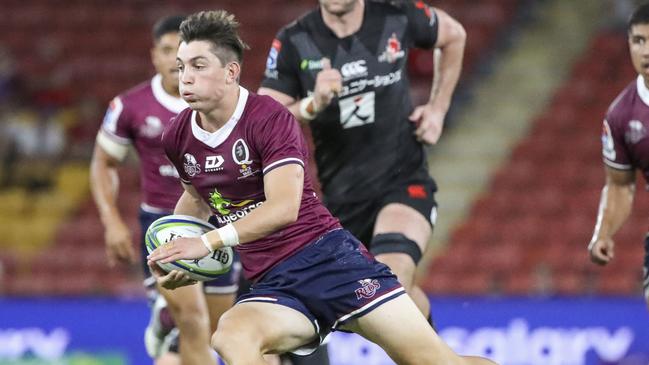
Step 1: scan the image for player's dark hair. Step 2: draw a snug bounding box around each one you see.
[628,3,649,33]
[179,10,249,65]
[152,15,185,42]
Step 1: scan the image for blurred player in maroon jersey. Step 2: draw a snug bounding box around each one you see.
[589,3,649,307]
[148,9,496,365]
[90,15,239,365]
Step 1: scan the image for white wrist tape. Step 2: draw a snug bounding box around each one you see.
[299,96,318,121]
[217,224,240,247]
[200,234,214,253]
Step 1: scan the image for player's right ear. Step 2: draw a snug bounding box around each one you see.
[225,61,241,84]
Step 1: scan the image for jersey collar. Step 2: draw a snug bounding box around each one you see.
[636,75,649,107]
[190,86,249,148]
[151,74,187,113]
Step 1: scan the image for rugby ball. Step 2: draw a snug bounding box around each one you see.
[145,215,233,281]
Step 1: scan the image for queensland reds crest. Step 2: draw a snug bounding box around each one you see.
[183,153,201,177]
[355,279,381,299]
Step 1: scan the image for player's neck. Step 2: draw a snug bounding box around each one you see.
[321,0,364,38]
[161,78,180,98]
[198,86,240,132]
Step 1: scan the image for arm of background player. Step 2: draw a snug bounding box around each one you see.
[174,182,212,222]
[410,8,466,144]
[259,59,342,124]
[148,164,303,264]
[588,165,636,265]
[89,141,136,267]
[257,87,300,119]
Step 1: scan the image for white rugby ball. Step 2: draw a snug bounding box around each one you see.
[145,215,233,281]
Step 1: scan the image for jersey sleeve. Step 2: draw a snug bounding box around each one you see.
[405,0,439,49]
[602,115,632,170]
[97,96,133,160]
[162,118,192,184]
[253,108,306,175]
[259,29,302,98]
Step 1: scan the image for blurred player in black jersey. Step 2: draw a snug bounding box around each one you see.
[259,0,465,333]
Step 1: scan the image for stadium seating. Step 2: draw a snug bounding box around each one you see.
[0,0,522,295]
[424,30,647,296]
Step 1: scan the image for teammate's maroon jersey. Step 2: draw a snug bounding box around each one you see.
[603,75,649,184]
[162,87,341,281]
[100,74,186,212]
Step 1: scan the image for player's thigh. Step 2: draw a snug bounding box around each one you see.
[341,294,460,365]
[215,302,318,355]
[155,352,180,365]
[158,282,208,318]
[374,203,432,250]
[204,293,235,333]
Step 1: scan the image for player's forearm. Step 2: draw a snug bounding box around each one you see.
[202,199,298,248]
[234,198,299,243]
[89,160,123,226]
[428,25,465,113]
[282,99,317,125]
[285,101,309,124]
[203,166,303,248]
[591,184,635,241]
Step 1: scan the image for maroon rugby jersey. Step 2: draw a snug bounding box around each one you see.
[100,74,186,212]
[162,87,341,280]
[603,75,649,184]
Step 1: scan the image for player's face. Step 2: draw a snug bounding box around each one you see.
[319,0,359,16]
[176,40,239,112]
[629,24,649,81]
[152,32,181,88]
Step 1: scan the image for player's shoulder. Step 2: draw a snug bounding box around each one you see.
[606,79,638,124]
[280,7,320,36]
[114,79,154,106]
[162,107,193,144]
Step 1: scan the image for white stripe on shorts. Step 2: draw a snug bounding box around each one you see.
[333,286,405,328]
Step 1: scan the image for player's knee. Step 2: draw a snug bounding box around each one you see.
[370,233,420,284]
[211,323,261,360]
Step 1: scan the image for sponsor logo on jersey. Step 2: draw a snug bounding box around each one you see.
[300,58,325,71]
[355,279,381,299]
[407,184,427,199]
[208,188,254,215]
[625,119,646,144]
[232,139,259,179]
[339,91,375,129]
[140,116,164,138]
[205,155,225,172]
[265,39,281,79]
[183,153,201,177]
[378,33,405,63]
[341,60,368,81]
[602,120,616,160]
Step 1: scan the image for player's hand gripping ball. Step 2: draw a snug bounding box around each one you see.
[145,215,233,281]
